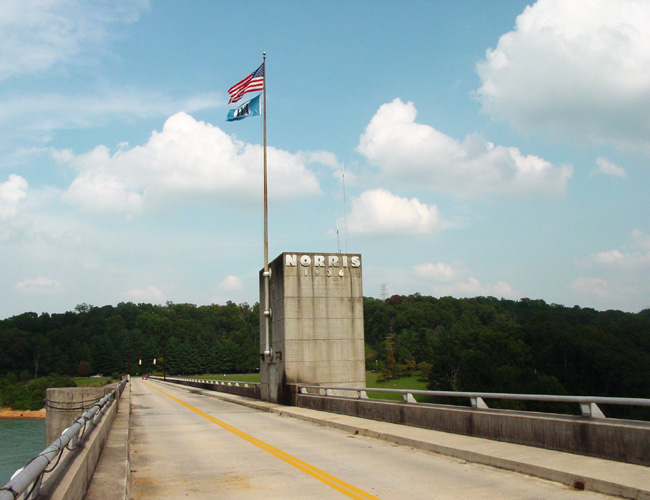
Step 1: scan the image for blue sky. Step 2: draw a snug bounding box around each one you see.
[1,0,649,319]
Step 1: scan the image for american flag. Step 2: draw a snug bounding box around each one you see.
[228,63,264,104]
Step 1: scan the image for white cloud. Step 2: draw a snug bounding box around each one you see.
[0,0,150,81]
[570,276,612,300]
[476,0,650,153]
[570,275,642,311]
[589,230,650,269]
[413,260,517,298]
[454,277,516,298]
[357,99,572,197]
[573,229,650,310]
[302,151,340,170]
[592,157,627,178]
[121,285,165,303]
[413,262,460,283]
[218,275,243,292]
[345,188,440,237]
[631,228,650,250]
[15,277,63,295]
[590,249,650,269]
[591,249,626,265]
[64,165,144,213]
[0,174,28,220]
[59,112,322,213]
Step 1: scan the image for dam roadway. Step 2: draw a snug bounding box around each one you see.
[127,378,620,500]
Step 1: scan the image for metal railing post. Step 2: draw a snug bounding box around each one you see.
[580,402,606,418]
[403,393,417,403]
[470,397,489,409]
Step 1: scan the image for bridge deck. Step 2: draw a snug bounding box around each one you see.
[96,378,649,500]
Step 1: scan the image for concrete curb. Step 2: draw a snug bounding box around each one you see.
[158,380,650,500]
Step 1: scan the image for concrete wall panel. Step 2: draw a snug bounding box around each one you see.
[295,394,650,466]
[283,298,361,320]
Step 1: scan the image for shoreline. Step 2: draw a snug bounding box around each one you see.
[0,408,46,419]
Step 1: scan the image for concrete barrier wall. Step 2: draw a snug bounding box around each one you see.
[295,392,650,466]
[161,378,261,399]
[39,388,122,500]
[45,387,114,446]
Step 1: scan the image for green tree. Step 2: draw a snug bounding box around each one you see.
[77,361,91,377]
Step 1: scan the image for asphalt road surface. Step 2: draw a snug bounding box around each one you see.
[129,378,615,500]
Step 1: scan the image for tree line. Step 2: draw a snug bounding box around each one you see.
[365,294,650,418]
[1,295,649,417]
[0,301,259,381]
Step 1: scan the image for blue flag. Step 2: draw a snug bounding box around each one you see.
[226,94,261,121]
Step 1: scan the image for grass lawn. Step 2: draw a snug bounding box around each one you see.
[365,372,432,402]
[73,377,115,387]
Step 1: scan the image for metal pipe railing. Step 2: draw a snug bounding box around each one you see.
[153,375,260,388]
[298,385,650,418]
[0,377,128,500]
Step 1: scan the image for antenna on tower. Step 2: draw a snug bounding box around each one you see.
[336,219,341,254]
[380,283,388,301]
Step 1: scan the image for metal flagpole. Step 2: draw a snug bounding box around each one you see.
[342,162,349,253]
[262,52,271,358]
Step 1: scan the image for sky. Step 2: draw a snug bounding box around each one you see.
[1,0,649,319]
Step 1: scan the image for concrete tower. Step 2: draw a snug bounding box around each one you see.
[259,252,365,403]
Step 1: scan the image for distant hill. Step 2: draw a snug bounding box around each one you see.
[1,296,648,418]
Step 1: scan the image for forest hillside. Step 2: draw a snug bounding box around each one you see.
[1,296,648,416]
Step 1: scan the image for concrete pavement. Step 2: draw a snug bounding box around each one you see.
[86,378,650,499]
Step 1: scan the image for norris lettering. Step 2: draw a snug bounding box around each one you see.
[285,253,360,277]
[285,254,361,268]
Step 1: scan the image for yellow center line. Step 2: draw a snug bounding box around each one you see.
[144,381,381,500]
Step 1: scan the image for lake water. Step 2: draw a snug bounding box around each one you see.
[0,419,45,486]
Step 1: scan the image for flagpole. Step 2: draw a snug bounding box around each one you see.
[262,52,271,358]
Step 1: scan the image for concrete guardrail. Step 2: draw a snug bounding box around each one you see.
[0,378,128,500]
